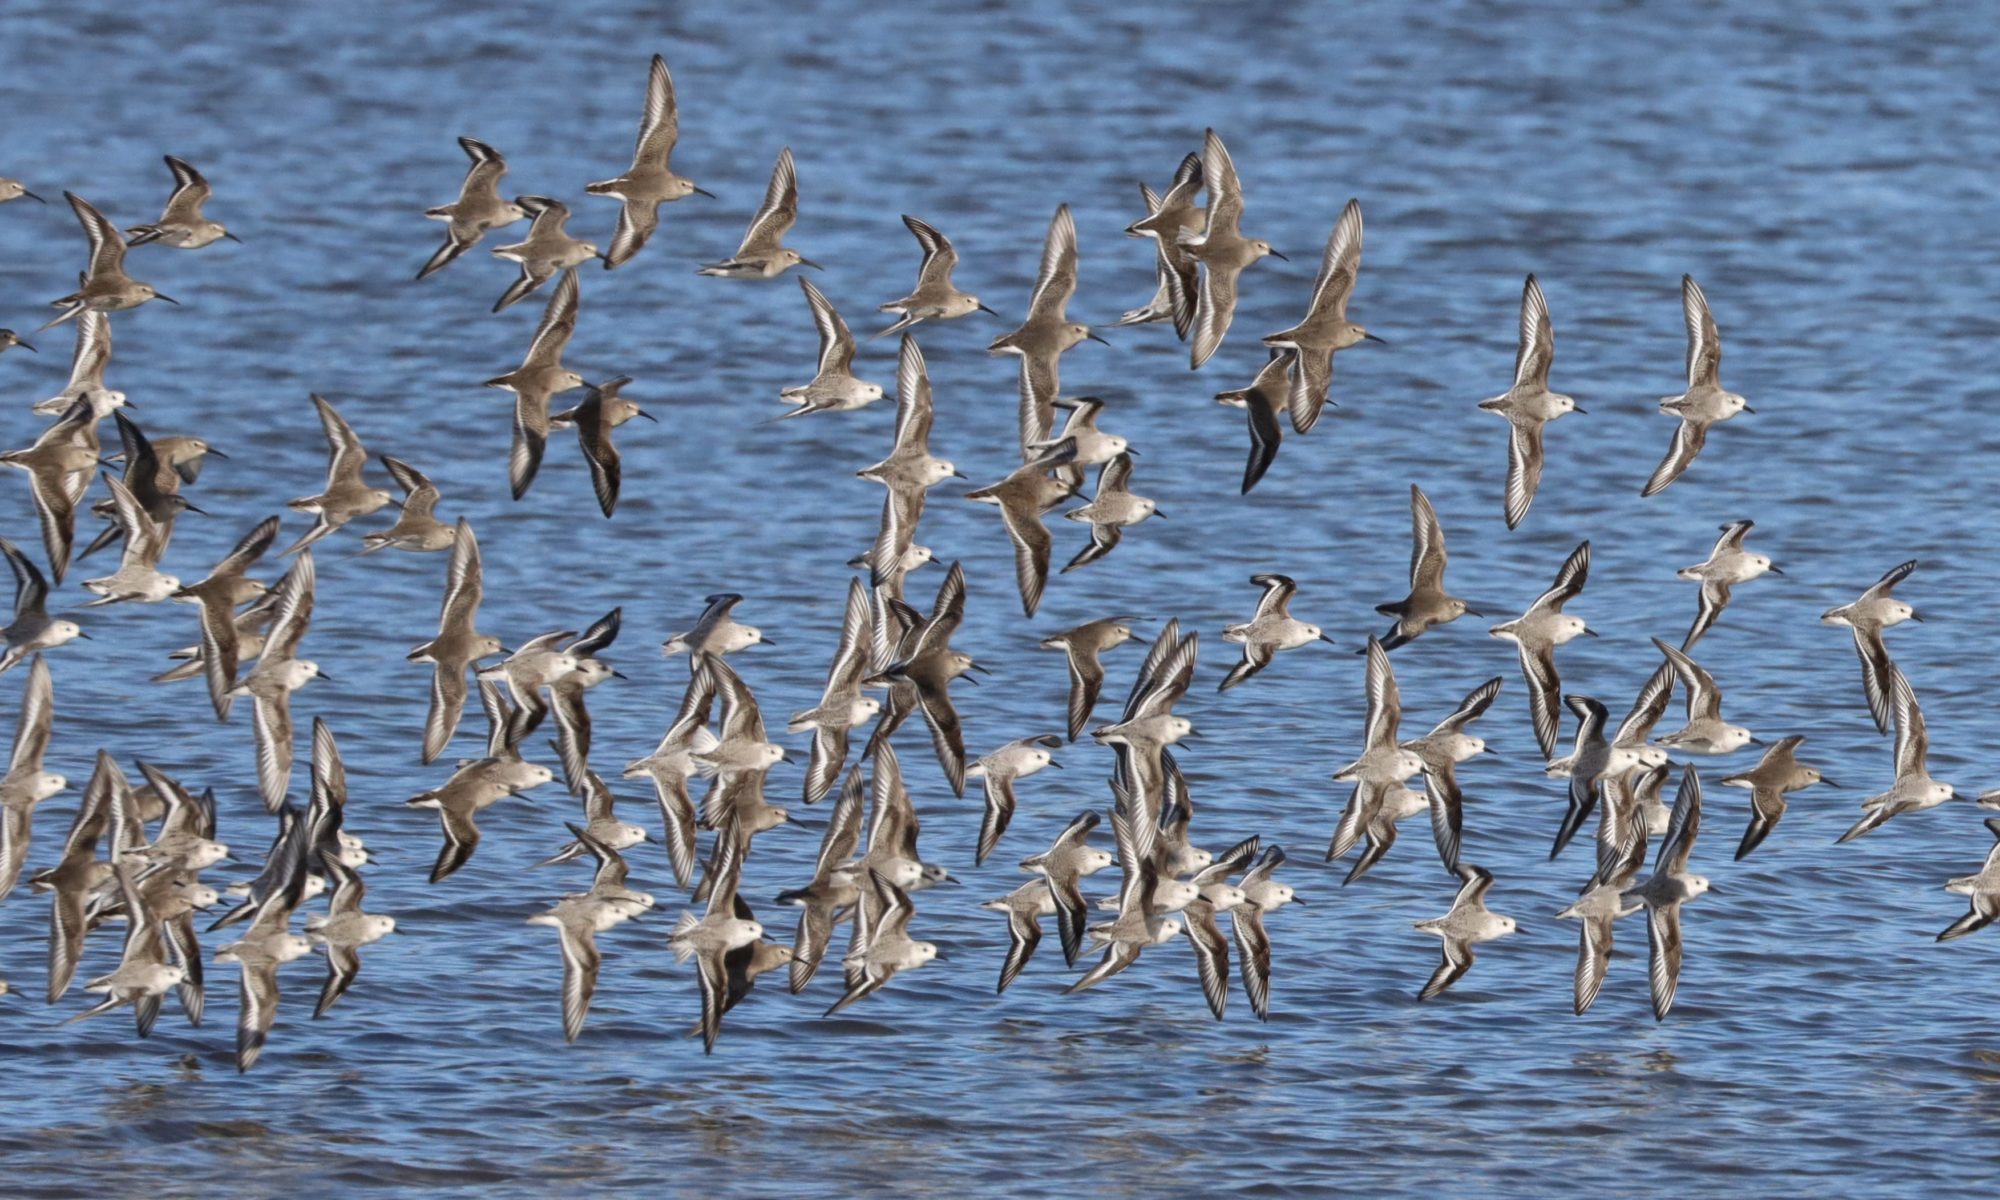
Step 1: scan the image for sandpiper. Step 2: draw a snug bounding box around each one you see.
[66,863,185,1036]
[1219,573,1331,691]
[1479,275,1580,529]
[306,855,395,1020]
[984,878,1056,993]
[80,475,179,605]
[1216,349,1298,494]
[623,666,717,888]
[0,330,32,356]
[863,562,979,794]
[1938,818,2000,942]
[588,54,713,270]
[1067,811,1181,994]
[360,456,457,553]
[1838,665,1955,843]
[1821,559,1922,734]
[486,267,585,500]
[964,439,1080,617]
[0,655,62,900]
[126,156,238,249]
[990,204,1107,451]
[45,193,178,328]
[789,578,880,805]
[1373,484,1479,650]
[2,404,101,583]
[1118,152,1203,335]
[1264,197,1379,432]
[699,146,819,278]
[1234,845,1297,1019]
[31,310,119,417]
[1328,638,1426,865]
[1185,129,1286,370]
[663,592,774,667]
[408,683,556,882]
[1402,676,1502,872]
[1018,810,1113,967]
[233,552,325,811]
[0,176,45,204]
[1622,764,1710,1020]
[825,867,938,1016]
[1489,540,1594,760]
[775,765,866,991]
[1556,811,1646,1015]
[167,515,277,718]
[490,196,599,312]
[877,214,993,337]
[781,278,885,418]
[1040,615,1140,742]
[417,137,527,280]
[558,376,654,518]
[1,538,85,675]
[1652,638,1757,754]
[1061,454,1158,574]
[1642,275,1751,496]
[1720,734,1833,860]
[967,735,1062,865]
[1413,864,1518,1001]
[281,395,391,555]
[1678,519,1779,648]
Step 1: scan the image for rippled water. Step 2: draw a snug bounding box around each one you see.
[3,0,1999,1194]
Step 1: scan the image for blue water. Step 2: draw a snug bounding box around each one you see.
[3,0,1999,1194]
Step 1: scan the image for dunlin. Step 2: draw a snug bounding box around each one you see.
[588,54,712,269]
[416,137,526,280]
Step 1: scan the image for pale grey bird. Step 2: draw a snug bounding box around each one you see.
[1720,734,1833,860]
[964,439,1080,617]
[1263,197,1379,432]
[126,156,238,249]
[1413,863,1518,1001]
[1623,764,1710,1020]
[1556,802,1647,1016]
[1642,275,1752,496]
[232,552,326,811]
[789,579,880,806]
[1040,615,1140,742]
[1545,695,1614,860]
[1184,129,1286,370]
[1118,152,1202,336]
[1090,621,1200,851]
[80,474,179,606]
[1678,519,1779,649]
[845,743,951,894]
[45,193,178,327]
[31,310,120,417]
[0,655,62,900]
[622,665,716,889]
[215,872,314,1072]
[857,338,961,562]
[967,735,1062,865]
[862,562,979,795]
[1066,811,1181,994]
[1019,809,1114,968]
[1328,638,1426,866]
[485,268,585,501]
[1838,665,1954,843]
[663,592,773,667]
[535,770,647,867]
[775,765,867,992]
[1938,818,2000,942]
[408,519,502,763]
[361,456,457,553]
[1233,844,1297,1020]
[825,866,938,1016]
[490,196,599,312]
[990,204,1108,451]
[1061,454,1158,574]
[1479,275,1581,529]
[417,137,527,280]
[1,405,100,584]
[306,855,396,1020]
[1219,573,1330,691]
[66,862,185,1036]
[407,682,556,882]
[781,278,885,418]
[1402,676,1502,872]
[1652,638,1757,755]
[527,822,649,1043]
[1180,836,1260,1020]
[555,375,654,519]
[588,54,712,270]
[281,395,391,555]
[34,750,120,1002]
[672,834,768,1046]
[876,214,994,337]
[1489,540,1594,760]
[984,877,1057,994]
[1373,484,1478,650]
[1821,559,1922,734]
[1,538,85,674]
[699,146,820,278]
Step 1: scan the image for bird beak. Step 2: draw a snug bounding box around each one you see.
[798,258,825,271]
[635,409,659,423]
[1046,760,1065,770]
[692,186,716,199]
[758,637,778,648]
[1483,750,1504,761]
[1151,510,1166,520]
[75,630,93,640]
[223,231,243,243]
[1741,406,1757,414]
[976,303,999,316]
[1572,405,1589,414]
[1767,566,1784,576]
[938,877,962,887]
[16,340,35,353]
[951,470,969,480]
[155,294,180,305]
[206,448,230,460]
[968,661,992,675]
[1462,606,1484,617]
[1363,332,1387,344]
[1319,634,1338,645]
[182,502,209,516]
[316,669,335,682]
[1085,331,1110,345]
[1746,737,1765,747]
[1269,250,1291,262]
[23,191,46,203]
[611,670,630,680]
[1818,779,1841,789]
[1287,897,1305,908]
[1581,627,1600,637]
[1909,610,1928,623]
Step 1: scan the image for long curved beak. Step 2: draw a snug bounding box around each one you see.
[1085,330,1110,345]
[967,661,992,676]
[223,232,243,243]
[691,186,716,199]
[1818,779,1841,789]
[23,191,45,203]
[15,340,35,353]
[976,303,998,316]
[798,257,825,271]
[1363,332,1387,344]
[1462,606,1484,617]
[155,294,180,305]
[1269,250,1290,262]
[634,408,659,423]
[206,447,230,460]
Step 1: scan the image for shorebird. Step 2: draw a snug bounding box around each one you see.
[1623,764,1710,1020]
[216,867,314,1072]
[1372,484,1478,650]
[858,336,961,575]
[1328,638,1426,866]
[1184,129,1286,370]
[162,515,277,718]
[663,592,773,667]
[622,665,717,888]
[1234,845,1296,1019]
[1032,396,1130,489]
[545,613,624,795]
[984,877,1057,993]
[1092,620,1200,853]
[1652,638,1757,754]
[846,743,952,895]
[670,834,766,1043]
[1180,837,1259,1019]
[281,394,391,555]
[967,735,1062,865]
[1490,540,1594,760]
[1720,735,1833,860]
[1040,616,1140,742]
[1,538,85,674]
[1822,559,1922,733]
[306,854,395,1020]
[1678,519,1779,648]
[481,630,582,752]
[1479,275,1580,529]
[1545,695,1614,859]
[1215,349,1298,494]
[233,552,325,811]
[863,561,979,794]
[416,137,526,280]
[990,204,1106,451]
[1556,802,1646,1015]
[34,751,122,1002]
[2,404,100,583]
[408,682,556,882]
[1264,197,1378,431]
[1838,665,1954,843]
[775,765,866,991]
[825,867,938,1016]
[1118,152,1202,336]
[554,376,653,518]
[1413,864,1518,1001]
[0,656,62,900]
[789,578,879,806]
[486,267,585,500]
[781,278,885,419]
[1018,810,1113,968]
[80,475,179,605]
[360,456,456,553]
[126,156,238,249]
[699,146,819,278]
[1061,454,1158,574]
[1067,811,1182,994]
[45,193,177,327]
[31,311,119,417]
[0,176,45,204]
[707,902,792,1044]
[1402,676,1502,871]
[588,54,712,269]
[0,330,31,356]
[528,824,648,1043]
[1219,573,1331,691]
[66,862,185,1036]
[1938,819,2000,942]
[78,412,202,565]
[127,433,225,487]
[964,439,1080,617]
[1642,275,1751,496]
[490,196,599,311]
[877,214,993,337]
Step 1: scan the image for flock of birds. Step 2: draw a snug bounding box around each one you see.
[1,51,1996,1073]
